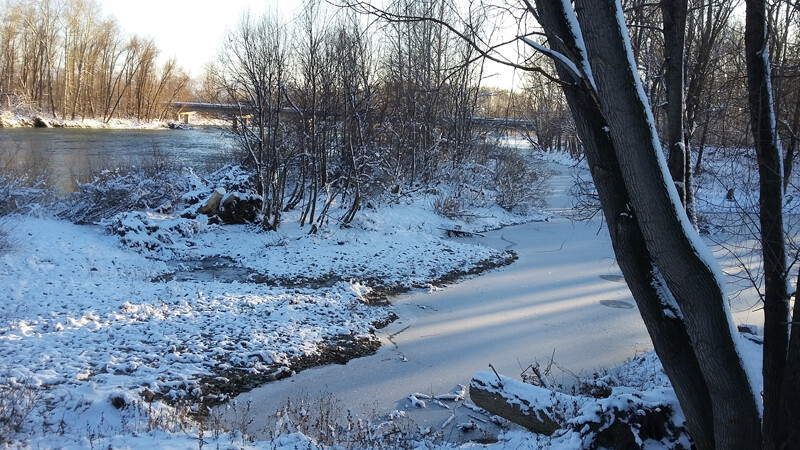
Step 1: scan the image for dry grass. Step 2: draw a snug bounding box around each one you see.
[0,218,11,255]
[210,394,423,449]
[433,194,463,219]
[0,377,38,445]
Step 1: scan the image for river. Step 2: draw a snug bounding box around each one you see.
[0,127,237,192]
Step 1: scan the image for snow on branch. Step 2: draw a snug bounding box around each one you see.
[520,37,581,82]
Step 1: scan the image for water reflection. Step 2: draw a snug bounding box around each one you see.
[0,127,238,192]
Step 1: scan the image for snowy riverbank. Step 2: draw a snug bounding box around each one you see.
[0,147,781,448]
[219,157,767,449]
[0,109,228,129]
[0,158,538,447]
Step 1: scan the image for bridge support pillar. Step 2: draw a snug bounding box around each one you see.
[178,111,196,124]
[232,115,252,131]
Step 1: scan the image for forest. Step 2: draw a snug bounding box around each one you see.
[0,0,191,122]
[3,0,798,214]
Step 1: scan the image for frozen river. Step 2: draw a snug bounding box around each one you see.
[219,165,655,441]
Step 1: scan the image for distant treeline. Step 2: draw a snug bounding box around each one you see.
[0,0,191,122]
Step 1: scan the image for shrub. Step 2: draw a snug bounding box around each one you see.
[0,217,10,254]
[433,195,463,219]
[57,170,190,224]
[101,211,203,254]
[0,148,51,216]
[0,377,37,444]
[492,149,544,212]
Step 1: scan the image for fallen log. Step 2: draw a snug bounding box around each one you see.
[469,371,577,435]
[470,370,682,447]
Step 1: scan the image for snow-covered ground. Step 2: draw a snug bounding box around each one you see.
[216,163,651,442]
[216,157,767,448]
[0,157,535,448]
[0,145,778,448]
[0,109,228,129]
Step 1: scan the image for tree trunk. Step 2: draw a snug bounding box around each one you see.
[662,0,689,209]
[780,267,800,447]
[573,1,761,447]
[533,2,716,448]
[744,1,795,448]
[471,370,681,445]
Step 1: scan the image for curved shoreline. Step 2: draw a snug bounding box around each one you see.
[215,165,654,444]
[188,249,518,410]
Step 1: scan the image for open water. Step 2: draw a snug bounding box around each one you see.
[0,127,237,192]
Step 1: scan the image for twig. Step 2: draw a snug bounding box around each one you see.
[488,363,503,387]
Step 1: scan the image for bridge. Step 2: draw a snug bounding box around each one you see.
[170,101,254,129]
[168,101,535,133]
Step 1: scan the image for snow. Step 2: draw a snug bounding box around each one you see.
[650,266,684,320]
[0,110,229,130]
[760,36,784,161]
[472,370,576,416]
[559,0,597,90]
[521,38,582,82]
[0,216,397,437]
[0,155,534,447]
[215,161,654,442]
[0,143,774,448]
[468,351,695,448]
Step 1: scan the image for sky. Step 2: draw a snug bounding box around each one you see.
[96,0,304,77]
[95,0,524,89]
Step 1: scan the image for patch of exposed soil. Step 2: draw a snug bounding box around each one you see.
[192,334,382,412]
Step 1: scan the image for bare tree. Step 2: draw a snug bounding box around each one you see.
[662,0,693,221]
[341,0,798,447]
[289,0,333,228]
[129,38,158,119]
[216,11,290,231]
[767,0,800,192]
[331,15,381,226]
[0,0,61,115]
[745,0,799,446]
[0,0,189,122]
[520,65,572,152]
[102,36,148,122]
[685,0,738,173]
